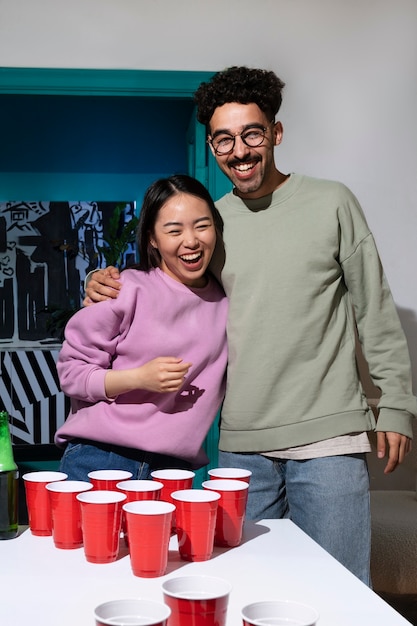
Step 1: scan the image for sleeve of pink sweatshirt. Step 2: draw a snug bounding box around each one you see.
[57,297,123,403]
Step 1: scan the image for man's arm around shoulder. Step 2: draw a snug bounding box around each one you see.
[84,266,121,305]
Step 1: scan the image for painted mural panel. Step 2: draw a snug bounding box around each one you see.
[0,200,136,347]
[0,200,136,443]
[0,349,71,444]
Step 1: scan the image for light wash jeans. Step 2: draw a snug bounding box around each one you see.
[218,450,371,586]
[59,440,192,482]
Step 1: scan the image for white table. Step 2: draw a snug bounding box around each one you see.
[0,520,411,626]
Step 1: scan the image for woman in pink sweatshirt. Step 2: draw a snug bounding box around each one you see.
[55,175,228,481]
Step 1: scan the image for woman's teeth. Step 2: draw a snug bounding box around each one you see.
[180,252,202,264]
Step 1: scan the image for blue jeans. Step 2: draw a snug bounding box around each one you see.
[219,450,371,586]
[59,440,193,482]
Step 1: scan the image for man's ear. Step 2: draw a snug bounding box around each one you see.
[273,121,284,147]
[207,137,216,158]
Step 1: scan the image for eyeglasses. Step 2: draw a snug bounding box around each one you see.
[208,124,271,155]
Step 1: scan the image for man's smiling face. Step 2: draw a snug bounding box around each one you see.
[208,102,283,199]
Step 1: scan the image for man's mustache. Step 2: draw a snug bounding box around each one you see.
[228,156,260,167]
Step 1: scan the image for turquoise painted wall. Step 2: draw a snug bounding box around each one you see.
[0,94,194,203]
[0,69,230,483]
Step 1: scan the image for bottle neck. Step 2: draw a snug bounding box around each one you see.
[0,413,18,472]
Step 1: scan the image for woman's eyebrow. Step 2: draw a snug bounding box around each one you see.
[162,216,211,228]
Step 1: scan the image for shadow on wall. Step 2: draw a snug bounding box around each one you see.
[356,304,417,492]
[368,307,417,491]
[397,305,417,392]
[358,304,417,395]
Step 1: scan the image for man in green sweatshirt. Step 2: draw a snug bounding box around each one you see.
[85,66,416,585]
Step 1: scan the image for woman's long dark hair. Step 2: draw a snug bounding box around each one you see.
[136,174,223,271]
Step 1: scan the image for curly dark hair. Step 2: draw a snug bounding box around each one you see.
[194,66,286,127]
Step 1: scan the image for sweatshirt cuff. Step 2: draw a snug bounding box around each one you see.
[374,408,414,439]
[84,268,98,290]
[87,368,116,403]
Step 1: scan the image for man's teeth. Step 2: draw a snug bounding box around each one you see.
[233,162,255,172]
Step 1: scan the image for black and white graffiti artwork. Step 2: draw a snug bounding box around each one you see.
[0,200,136,346]
[0,200,136,443]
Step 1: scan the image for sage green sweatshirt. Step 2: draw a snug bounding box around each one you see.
[213,174,416,452]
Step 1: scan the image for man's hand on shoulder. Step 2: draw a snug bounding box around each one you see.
[84,266,121,306]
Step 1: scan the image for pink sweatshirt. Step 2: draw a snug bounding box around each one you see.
[55,268,228,467]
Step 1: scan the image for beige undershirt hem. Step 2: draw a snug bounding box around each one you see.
[261,432,371,460]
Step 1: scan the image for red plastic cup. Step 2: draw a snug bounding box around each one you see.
[202,479,249,547]
[22,471,68,536]
[46,480,93,549]
[150,469,195,530]
[94,599,171,626]
[116,479,164,502]
[116,479,164,544]
[76,490,126,563]
[123,499,175,578]
[162,575,231,626]
[171,489,220,561]
[208,467,252,483]
[88,469,133,490]
[241,601,319,626]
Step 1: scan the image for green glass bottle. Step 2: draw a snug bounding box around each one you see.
[0,411,19,539]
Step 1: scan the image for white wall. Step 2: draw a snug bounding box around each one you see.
[1,0,416,388]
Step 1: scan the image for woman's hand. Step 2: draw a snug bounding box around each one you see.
[105,357,192,397]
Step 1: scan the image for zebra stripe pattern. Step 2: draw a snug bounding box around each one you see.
[0,349,70,444]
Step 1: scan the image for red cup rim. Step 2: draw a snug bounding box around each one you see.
[94,598,171,625]
[116,479,164,492]
[171,489,221,503]
[208,468,252,479]
[76,490,127,504]
[162,575,232,599]
[22,471,68,483]
[202,479,249,492]
[150,469,195,481]
[123,500,175,514]
[88,470,133,480]
[241,600,319,624]
[45,480,93,493]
